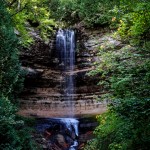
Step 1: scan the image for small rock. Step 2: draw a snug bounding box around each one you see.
[56,134,68,149]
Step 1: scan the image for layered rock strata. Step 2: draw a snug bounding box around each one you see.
[18,28,108,117]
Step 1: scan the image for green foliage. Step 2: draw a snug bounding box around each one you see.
[75,0,113,26]
[87,38,150,149]
[49,0,116,27]
[87,98,150,150]
[113,0,150,44]
[7,0,56,46]
[49,0,150,39]
[86,1,150,149]
[0,96,38,150]
[84,139,97,150]
[0,0,23,99]
[0,1,38,149]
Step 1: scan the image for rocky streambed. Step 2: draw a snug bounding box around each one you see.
[33,116,98,150]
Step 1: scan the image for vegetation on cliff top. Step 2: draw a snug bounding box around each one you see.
[7,0,57,47]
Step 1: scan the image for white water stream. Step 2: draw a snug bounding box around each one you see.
[56,29,78,149]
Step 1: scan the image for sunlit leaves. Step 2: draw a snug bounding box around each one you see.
[7,0,56,46]
[116,1,150,44]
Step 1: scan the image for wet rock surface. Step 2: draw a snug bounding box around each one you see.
[34,117,97,150]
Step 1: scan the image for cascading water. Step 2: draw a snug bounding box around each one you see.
[56,29,78,150]
[60,118,79,150]
[56,29,75,116]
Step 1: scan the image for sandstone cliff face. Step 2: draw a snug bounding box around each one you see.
[18,28,107,117]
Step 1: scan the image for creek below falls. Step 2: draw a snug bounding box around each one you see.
[35,116,98,150]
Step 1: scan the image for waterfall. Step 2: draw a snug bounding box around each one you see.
[60,118,79,137]
[56,29,78,150]
[56,29,75,116]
